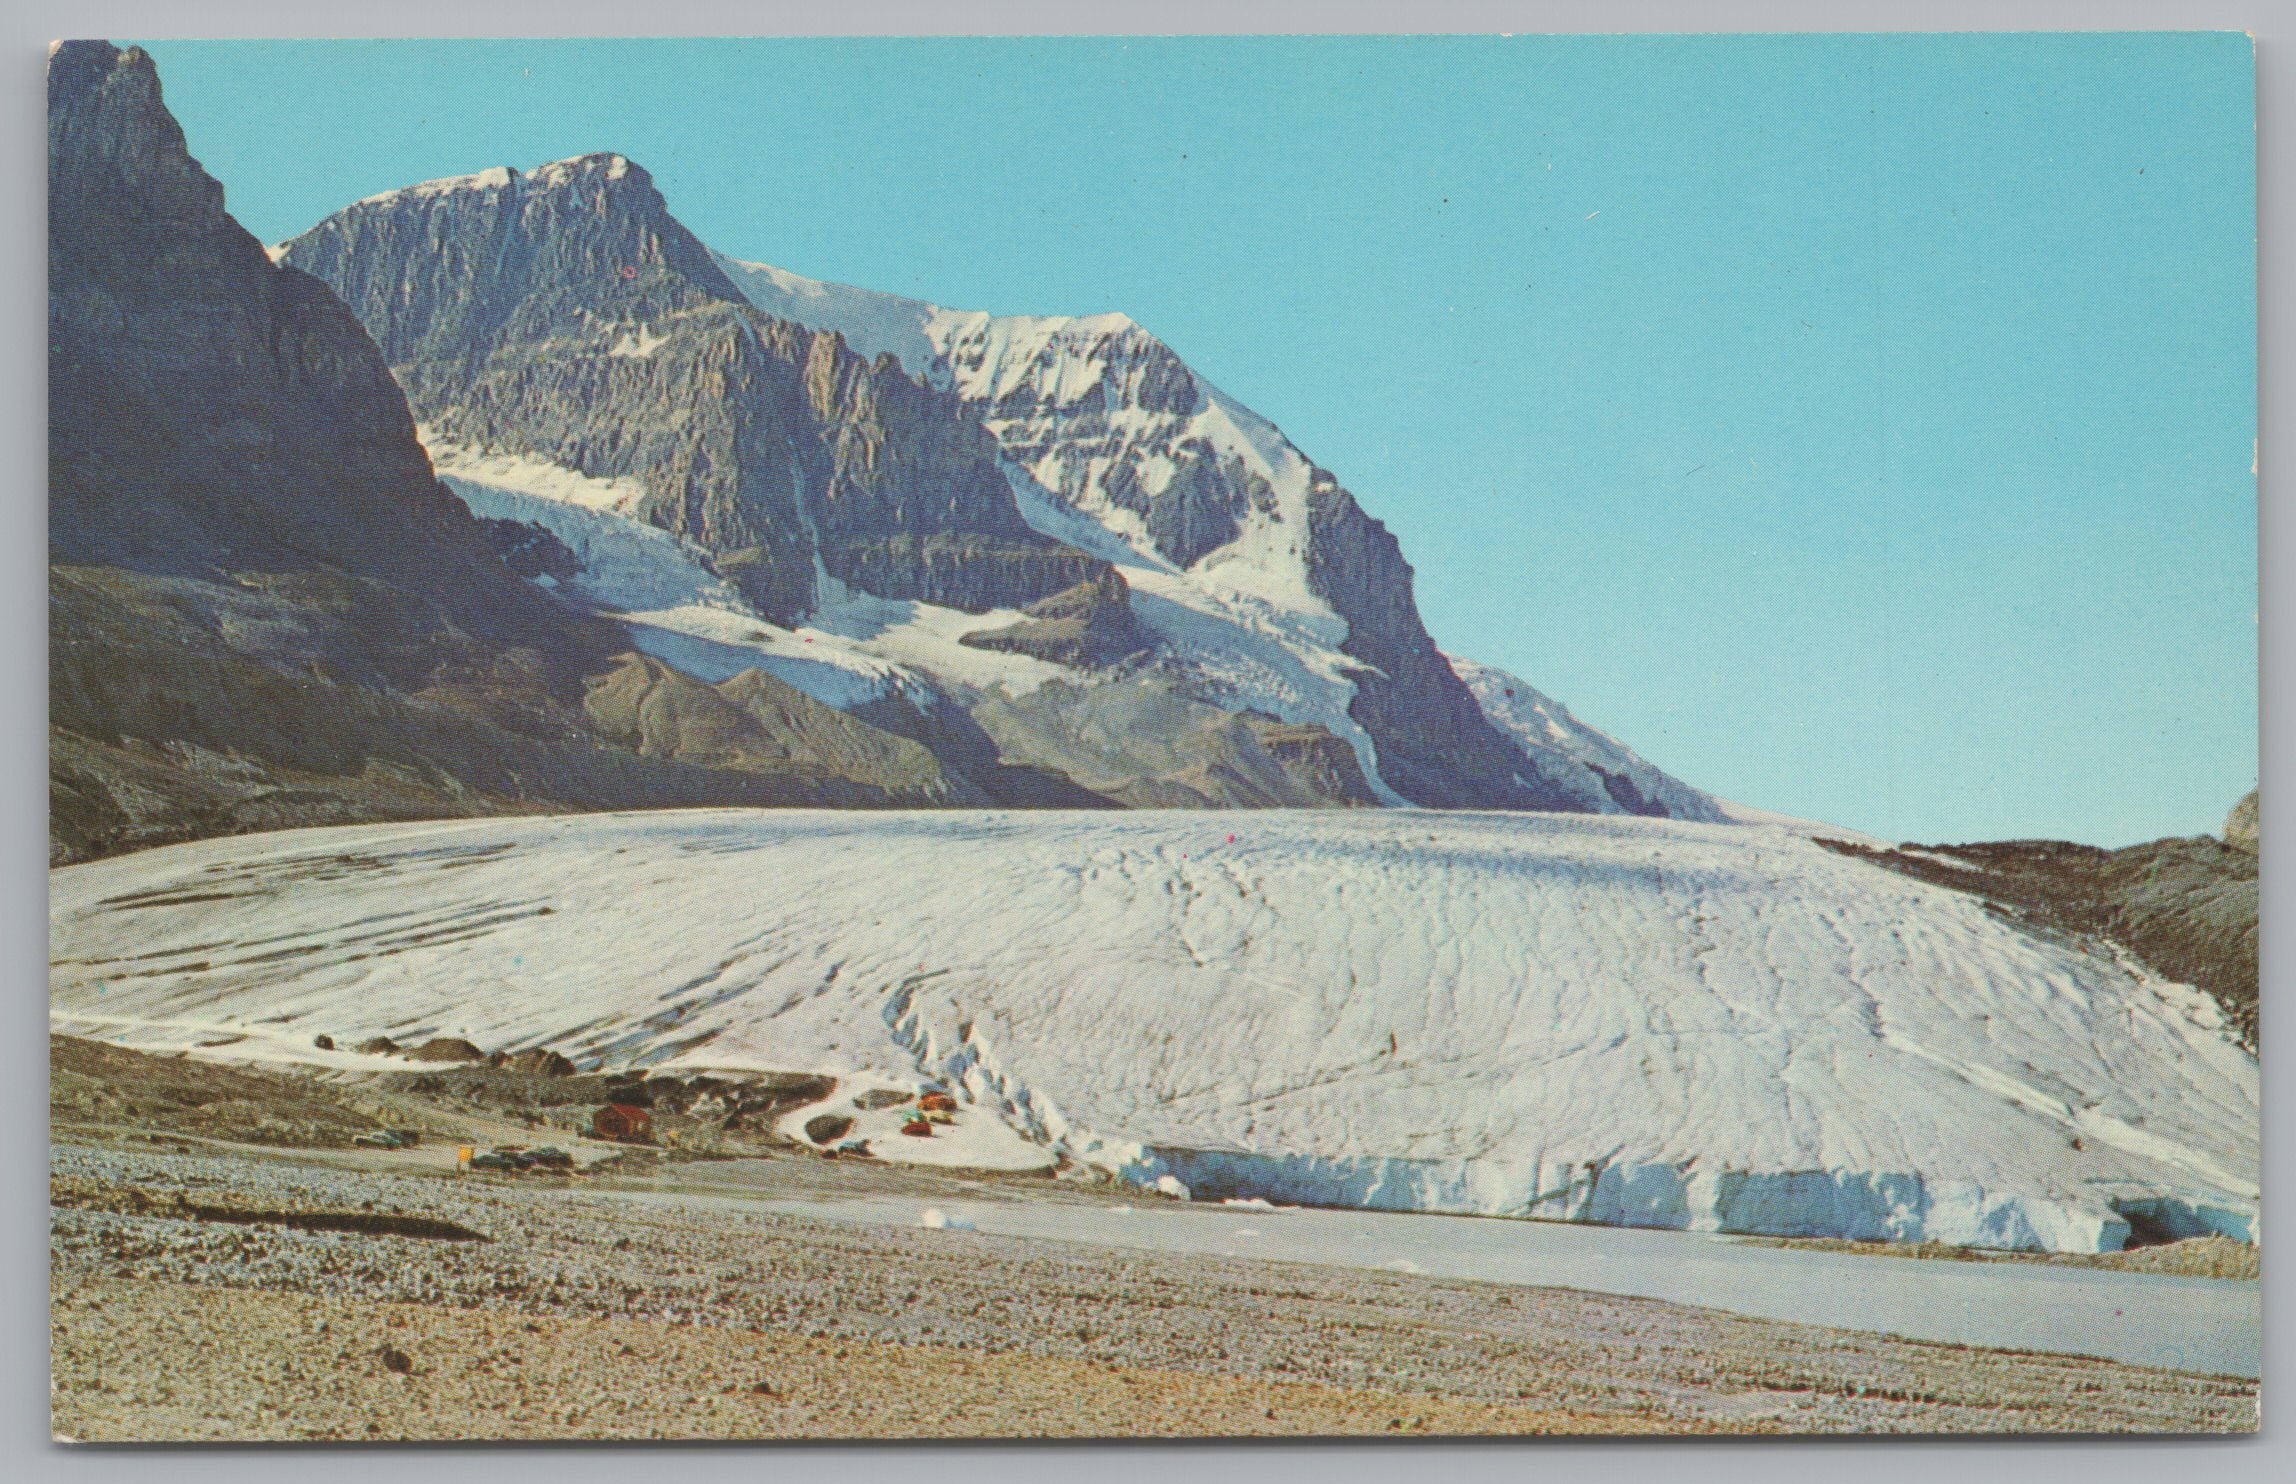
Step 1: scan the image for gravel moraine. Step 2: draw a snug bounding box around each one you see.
[48,1142,2258,1438]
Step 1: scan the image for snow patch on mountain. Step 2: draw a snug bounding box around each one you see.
[424,435,1065,711]
[49,809,2259,1253]
[1449,656,1730,823]
[711,255,1421,795]
[354,163,517,210]
[709,252,948,386]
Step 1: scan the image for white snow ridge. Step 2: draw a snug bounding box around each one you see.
[49,809,2257,1255]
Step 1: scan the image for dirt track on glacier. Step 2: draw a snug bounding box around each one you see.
[50,1135,2258,1440]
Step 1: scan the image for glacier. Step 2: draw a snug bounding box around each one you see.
[49,808,2257,1254]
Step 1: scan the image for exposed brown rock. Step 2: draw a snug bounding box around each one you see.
[960,568,1151,668]
[2224,789,2258,854]
[405,1038,488,1064]
[580,654,972,804]
[803,1114,855,1146]
[971,678,1376,809]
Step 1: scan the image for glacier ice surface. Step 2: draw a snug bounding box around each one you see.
[48,809,2257,1255]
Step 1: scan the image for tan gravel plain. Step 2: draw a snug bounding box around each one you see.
[49,1137,2260,1440]
[50,1275,1649,1441]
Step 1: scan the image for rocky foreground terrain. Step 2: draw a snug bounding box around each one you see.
[47,1040,2259,1440]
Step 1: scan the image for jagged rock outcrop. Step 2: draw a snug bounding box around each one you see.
[282,157,1107,624]
[970,679,1378,809]
[960,568,1151,669]
[1299,479,1589,811]
[937,314,1264,569]
[46,42,976,862]
[2224,789,2258,853]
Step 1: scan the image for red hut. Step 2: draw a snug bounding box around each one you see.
[591,1104,653,1143]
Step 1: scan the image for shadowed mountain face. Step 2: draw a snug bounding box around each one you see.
[280,157,1108,625]
[46,42,977,862]
[47,42,578,656]
[1296,477,1593,812]
[1816,813,2260,1051]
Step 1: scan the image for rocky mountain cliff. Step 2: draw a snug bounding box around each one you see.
[47,42,983,862]
[916,305,1617,813]
[281,157,1107,626]
[285,163,1723,819]
[717,265,1709,817]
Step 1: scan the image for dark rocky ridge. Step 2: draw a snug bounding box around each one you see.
[1300,476,1596,812]
[47,42,974,862]
[1816,827,2260,1051]
[943,308,1612,813]
[283,157,1107,624]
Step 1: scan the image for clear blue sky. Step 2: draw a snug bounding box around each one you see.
[133,34,2257,847]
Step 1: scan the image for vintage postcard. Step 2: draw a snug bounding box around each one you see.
[47,32,2258,1440]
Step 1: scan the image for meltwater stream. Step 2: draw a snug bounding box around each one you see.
[600,1165,2259,1379]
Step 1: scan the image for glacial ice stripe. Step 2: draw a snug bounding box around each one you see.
[47,809,2258,1254]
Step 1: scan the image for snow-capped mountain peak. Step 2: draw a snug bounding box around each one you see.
[288,165,1727,820]
[706,246,1725,818]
